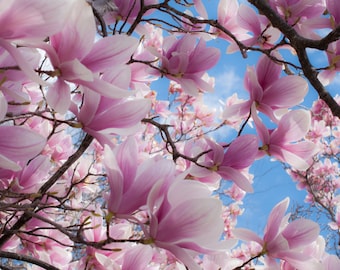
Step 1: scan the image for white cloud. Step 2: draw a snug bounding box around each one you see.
[214,68,244,99]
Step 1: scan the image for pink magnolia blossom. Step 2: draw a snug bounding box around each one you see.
[104,137,176,216]
[254,107,318,170]
[318,40,340,85]
[188,135,258,192]
[227,4,281,52]
[223,54,308,122]
[234,197,321,269]
[156,34,220,96]
[0,126,46,171]
[11,155,50,193]
[0,0,73,84]
[268,0,328,38]
[213,0,249,49]
[146,179,229,270]
[41,0,139,113]
[71,88,151,146]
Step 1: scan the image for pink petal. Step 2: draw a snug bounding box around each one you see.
[0,126,46,171]
[0,154,21,171]
[60,59,94,82]
[154,242,202,270]
[256,55,282,90]
[245,66,263,102]
[282,219,320,249]
[187,39,220,74]
[50,0,96,62]
[280,142,318,170]
[206,139,224,165]
[79,76,132,99]
[46,79,71,114]
[232,228,263,245]
[271,110,311,143]
[83,35,139,73]
[193,0,208,18]
[222,100,251,122]
[0,92,7,121]
[122,245,153,270]
[237,4,261,35]
[264,197,289,243]
[262,76,308,108]
[157,197,223,247]
[252,103,271,144]
[0,38,46,86]
[218,166,253,192]
[89,99,151,131]
[0,0,72,41]
[76,88,101,126]
[222,134,258,169]
[116,137,138,191]
[104,145,124,213]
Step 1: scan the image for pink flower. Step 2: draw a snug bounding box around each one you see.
[213,0,249,49]
[228,4,281,52]
[318,40,340,85]
[254,107,318,170]
[11,155,50,193]
[234,197,321,269]
[104,137,176,216]
[147,180,228,270]
[223,55,308,122]
[156,35,220,96]
[189,135,258,192]
[0,0,71,42]
[0,0,73,85]
[268,0,327,38]
[41,0,139,113]
[71,88,151,146]
[0,126,46,171]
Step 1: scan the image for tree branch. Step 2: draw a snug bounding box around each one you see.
[248,0,340,118]
[0,133,94,248]
[0,251,59,270]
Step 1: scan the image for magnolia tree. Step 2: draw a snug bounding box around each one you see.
[0,0,340,269]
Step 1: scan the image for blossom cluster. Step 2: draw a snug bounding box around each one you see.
[0,0,339,269]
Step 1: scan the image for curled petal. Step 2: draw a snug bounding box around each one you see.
[222,134,258,169]
[264,197,290,243]
[282,219,320,249]
[218,166,253,192]
[46,79,71,114]
[0,126,46,171]
[262,76,308,108]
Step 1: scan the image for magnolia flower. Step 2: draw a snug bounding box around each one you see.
[188,135,258,192]
[156,34,220,96]
[0,126,46,171]
[146,180,230,270]
[71,88,151,146]
[104,137,176,216]
[0,0,73,84]
[233,197,321,269]
[318,40,340,85]
[223,54,308,122]
[40,0,139,113]
[253,106,318,170]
